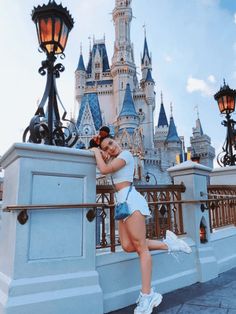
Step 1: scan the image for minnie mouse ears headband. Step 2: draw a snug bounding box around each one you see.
[89,126,111,148]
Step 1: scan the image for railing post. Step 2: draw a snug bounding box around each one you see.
[168,160,218,282]
[0,143,103,314]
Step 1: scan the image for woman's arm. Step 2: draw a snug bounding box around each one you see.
[90,147,125,175]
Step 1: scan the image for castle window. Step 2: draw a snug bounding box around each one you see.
[95,63,100,68]
[95,73,100,80]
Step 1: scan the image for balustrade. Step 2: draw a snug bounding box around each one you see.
[207,185,236,230]
[96,184,186,252]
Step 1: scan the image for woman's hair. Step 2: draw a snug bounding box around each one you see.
[89,126,113,148]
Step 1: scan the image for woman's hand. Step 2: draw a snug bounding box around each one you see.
[101,150,110,162]
[89,147,100,153]
[89,147,110,162]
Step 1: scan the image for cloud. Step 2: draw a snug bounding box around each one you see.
[164,55,173,63]
[234,13,236,24]
[207,75,216,83]
[186,76,214,96]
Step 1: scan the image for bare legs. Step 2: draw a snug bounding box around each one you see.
[118,211,168,294]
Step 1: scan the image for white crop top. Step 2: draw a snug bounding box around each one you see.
[111,150,134,184]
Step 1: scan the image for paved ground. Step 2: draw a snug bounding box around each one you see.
[108,267,236,313]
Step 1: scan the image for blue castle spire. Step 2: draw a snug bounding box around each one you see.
[119,83,137,117]
[142,36,151,64]
[145,68,154,83]
[166,116,180,142]
[157,93,168,127]
[76,53,86,71]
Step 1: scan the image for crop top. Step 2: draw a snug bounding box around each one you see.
[110,150,134,184]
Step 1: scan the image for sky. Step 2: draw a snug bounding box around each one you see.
[1,0,236,166]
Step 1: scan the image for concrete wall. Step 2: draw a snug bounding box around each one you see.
[210,165,236,184]
[1,146,236,314]
[0,143,103,314]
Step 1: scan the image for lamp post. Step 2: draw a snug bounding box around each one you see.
[214,80,236,167]
[145,172,157,185]
[23,0,78,147]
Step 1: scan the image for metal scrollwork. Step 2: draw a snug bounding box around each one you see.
[23,53,78,147]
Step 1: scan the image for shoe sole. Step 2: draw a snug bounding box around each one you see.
[179,240,192,254]
[166,231,192,254]
[134,294,163,314]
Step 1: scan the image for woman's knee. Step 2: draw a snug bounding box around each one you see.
[121,241,135,253]
[132,239,149,255]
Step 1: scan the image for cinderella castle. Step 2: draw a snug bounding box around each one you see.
[72,0,215,184]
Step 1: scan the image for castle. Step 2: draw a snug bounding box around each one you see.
[73,0,215,184]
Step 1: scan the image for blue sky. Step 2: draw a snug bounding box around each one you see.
[1,0,236,165]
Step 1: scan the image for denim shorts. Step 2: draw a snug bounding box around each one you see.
[115,186,151,218]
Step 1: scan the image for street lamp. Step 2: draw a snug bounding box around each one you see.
[145,172,157,185]
[214,80,236,166]
[23,0,78,147]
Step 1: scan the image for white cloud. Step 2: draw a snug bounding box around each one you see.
[164,55,173,63]
[186,76,213,96]
[234,13,236,24]
[207,75,216,83]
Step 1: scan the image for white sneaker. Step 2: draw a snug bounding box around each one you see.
[134,289,162,314]
[164,230,192,254]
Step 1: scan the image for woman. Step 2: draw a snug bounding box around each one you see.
[89,127,191,314]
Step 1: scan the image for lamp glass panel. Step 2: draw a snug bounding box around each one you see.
[227,96,235,112]
[39,17,54,53]
[59,22,69,50]
[218,97,224,113]
[39,17,53,43]
[54,18,61,42]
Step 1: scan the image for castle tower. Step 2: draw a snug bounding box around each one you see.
[164,105,182,166]
[141,35,152,81]
[188,117,215,168]
[74,49,86,120]
[117,83,139,133]
[154,93,169,146]
[111,0,136,116]
[143,69,155,149]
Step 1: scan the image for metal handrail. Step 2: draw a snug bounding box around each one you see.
[3,194,236,226]
[2,203,108,225]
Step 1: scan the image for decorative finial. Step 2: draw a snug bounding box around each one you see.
[194,104,199,119]
[142,23,146,37]
[88,36,91,52]
[161,91,163,104]
[104,33,106,42]
[170,102,173,117]
[80,42,82,55]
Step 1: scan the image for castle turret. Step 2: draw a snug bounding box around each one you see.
[154,93,169,145]
[74,49,86,120]
[143,68,155,149]
[111,0,136,116]
[117,83,138,131]
[188,117,216,168]
[141,36,152,81]
[164,106,182,165]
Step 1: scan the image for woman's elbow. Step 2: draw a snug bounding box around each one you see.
[100,169,109,175]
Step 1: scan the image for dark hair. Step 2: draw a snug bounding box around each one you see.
[89,126,112,148]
